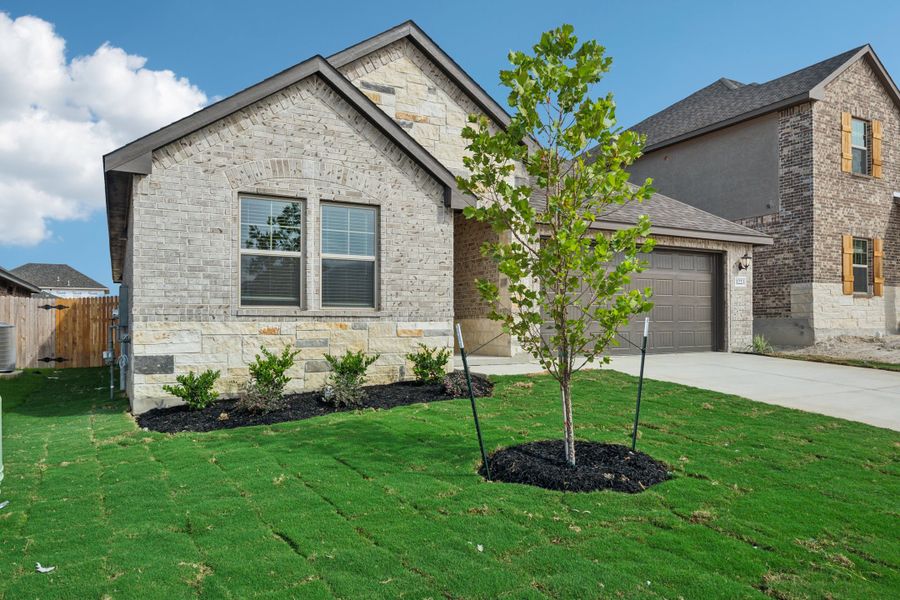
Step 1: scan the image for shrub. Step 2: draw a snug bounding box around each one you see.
[750,334,774,355]
[237,346,300,413]
[406,344,452,384]
[162,369,220,410]
[322,350,379,408]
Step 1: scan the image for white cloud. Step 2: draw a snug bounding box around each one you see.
[0,12,207,246]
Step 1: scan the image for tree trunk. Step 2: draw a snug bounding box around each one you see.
[560,377,576,466]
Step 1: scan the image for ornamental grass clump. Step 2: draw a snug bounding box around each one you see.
[322,350,380,408]
[406,344,452,384]
[163,369,220,410]
[238,346,301,413]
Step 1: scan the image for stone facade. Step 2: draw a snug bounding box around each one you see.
[123,75,454,412]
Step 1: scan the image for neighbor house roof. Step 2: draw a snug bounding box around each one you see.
[632,45,900,151]
[0,266,41,294]
[10,263,108,292]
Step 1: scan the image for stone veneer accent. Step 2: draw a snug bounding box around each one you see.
[123,74,454,412]
[130,320,452,413]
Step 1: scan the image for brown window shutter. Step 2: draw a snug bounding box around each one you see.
[841,112,853,173]
[873,237,884,297]
[842,234,854,294]
[872,119,883,178]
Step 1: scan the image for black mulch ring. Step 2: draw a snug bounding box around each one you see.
[480,440,671,493]
[137,371,493,434]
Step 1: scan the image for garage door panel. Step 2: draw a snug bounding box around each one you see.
[651,330,674,350]
[652,304,673,322]
[542,249,719,356]
[654,279,673,296]
[653,253,674,269]
[611,249,718,355]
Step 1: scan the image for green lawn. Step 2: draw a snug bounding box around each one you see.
[0,368,898,599]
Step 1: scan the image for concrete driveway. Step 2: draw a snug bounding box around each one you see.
[459,352,900,431]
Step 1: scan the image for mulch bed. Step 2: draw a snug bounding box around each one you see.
[481,440,671,493]
[137,372,493,434]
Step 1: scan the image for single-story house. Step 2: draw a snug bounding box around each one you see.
[103,21,772,413]
[9,263,109,298]
[0,266,41,297]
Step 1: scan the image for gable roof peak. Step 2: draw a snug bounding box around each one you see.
[632,43,893,151]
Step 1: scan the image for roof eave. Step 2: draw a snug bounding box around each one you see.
[592,220,774,246]
[642,91,814,153]
[0,269,42,294]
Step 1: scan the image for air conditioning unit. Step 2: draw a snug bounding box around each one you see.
[0,324,14,373]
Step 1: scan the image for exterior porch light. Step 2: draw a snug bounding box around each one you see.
[737,253,752,271]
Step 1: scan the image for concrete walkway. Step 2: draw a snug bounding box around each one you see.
[457,352,900,431]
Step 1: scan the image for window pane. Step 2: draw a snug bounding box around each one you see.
[241,255,301,306]
[852,147,868,175]
[322,259,375,307]
[322,228,348,255]
[322,204,375,257]
[853,239,868,265]
[241,197,302,251]
[851,118,866,147]
[853,266,868,293]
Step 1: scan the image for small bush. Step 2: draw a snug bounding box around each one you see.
[322,350,379,408]
[406,344,452,384]
[237,346,300,413]
[750,334,774,355]
[163,369,220,410]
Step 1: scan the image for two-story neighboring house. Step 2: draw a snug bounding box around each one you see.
[628,46,899,345]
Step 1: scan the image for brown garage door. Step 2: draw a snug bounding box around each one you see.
[540,248,721,355]
[612,249,719,354]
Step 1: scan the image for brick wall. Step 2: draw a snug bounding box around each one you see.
[808,57,900,335]
[736,103,815,320]
[126,75,454,411]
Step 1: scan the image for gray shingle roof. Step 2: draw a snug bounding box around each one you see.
[0,266,41,294]
[632,46,866,149]
[528,183,772,245]
[10,264,107,291]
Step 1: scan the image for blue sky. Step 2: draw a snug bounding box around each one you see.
[1,0,899,291]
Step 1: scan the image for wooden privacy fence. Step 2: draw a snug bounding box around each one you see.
[0,296,119,368]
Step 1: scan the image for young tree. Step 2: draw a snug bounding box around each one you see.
[457,25,655,466]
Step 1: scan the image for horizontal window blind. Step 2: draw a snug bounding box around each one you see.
[240,196,303,306]
[321,204,377,308]
[322,259,375,307]
[241,255,302,306]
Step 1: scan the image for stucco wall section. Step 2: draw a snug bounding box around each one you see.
[631,113,780,220]
[126,74,454,411]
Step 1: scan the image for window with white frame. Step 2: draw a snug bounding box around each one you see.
[851,118,870,175]
[852,237,869,294]
[239,196,304,306]
[321,203,377,308]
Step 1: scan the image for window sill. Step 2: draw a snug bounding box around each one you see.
[235,307,385,319]
[847,171,874,180]
[852,293,874,299]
